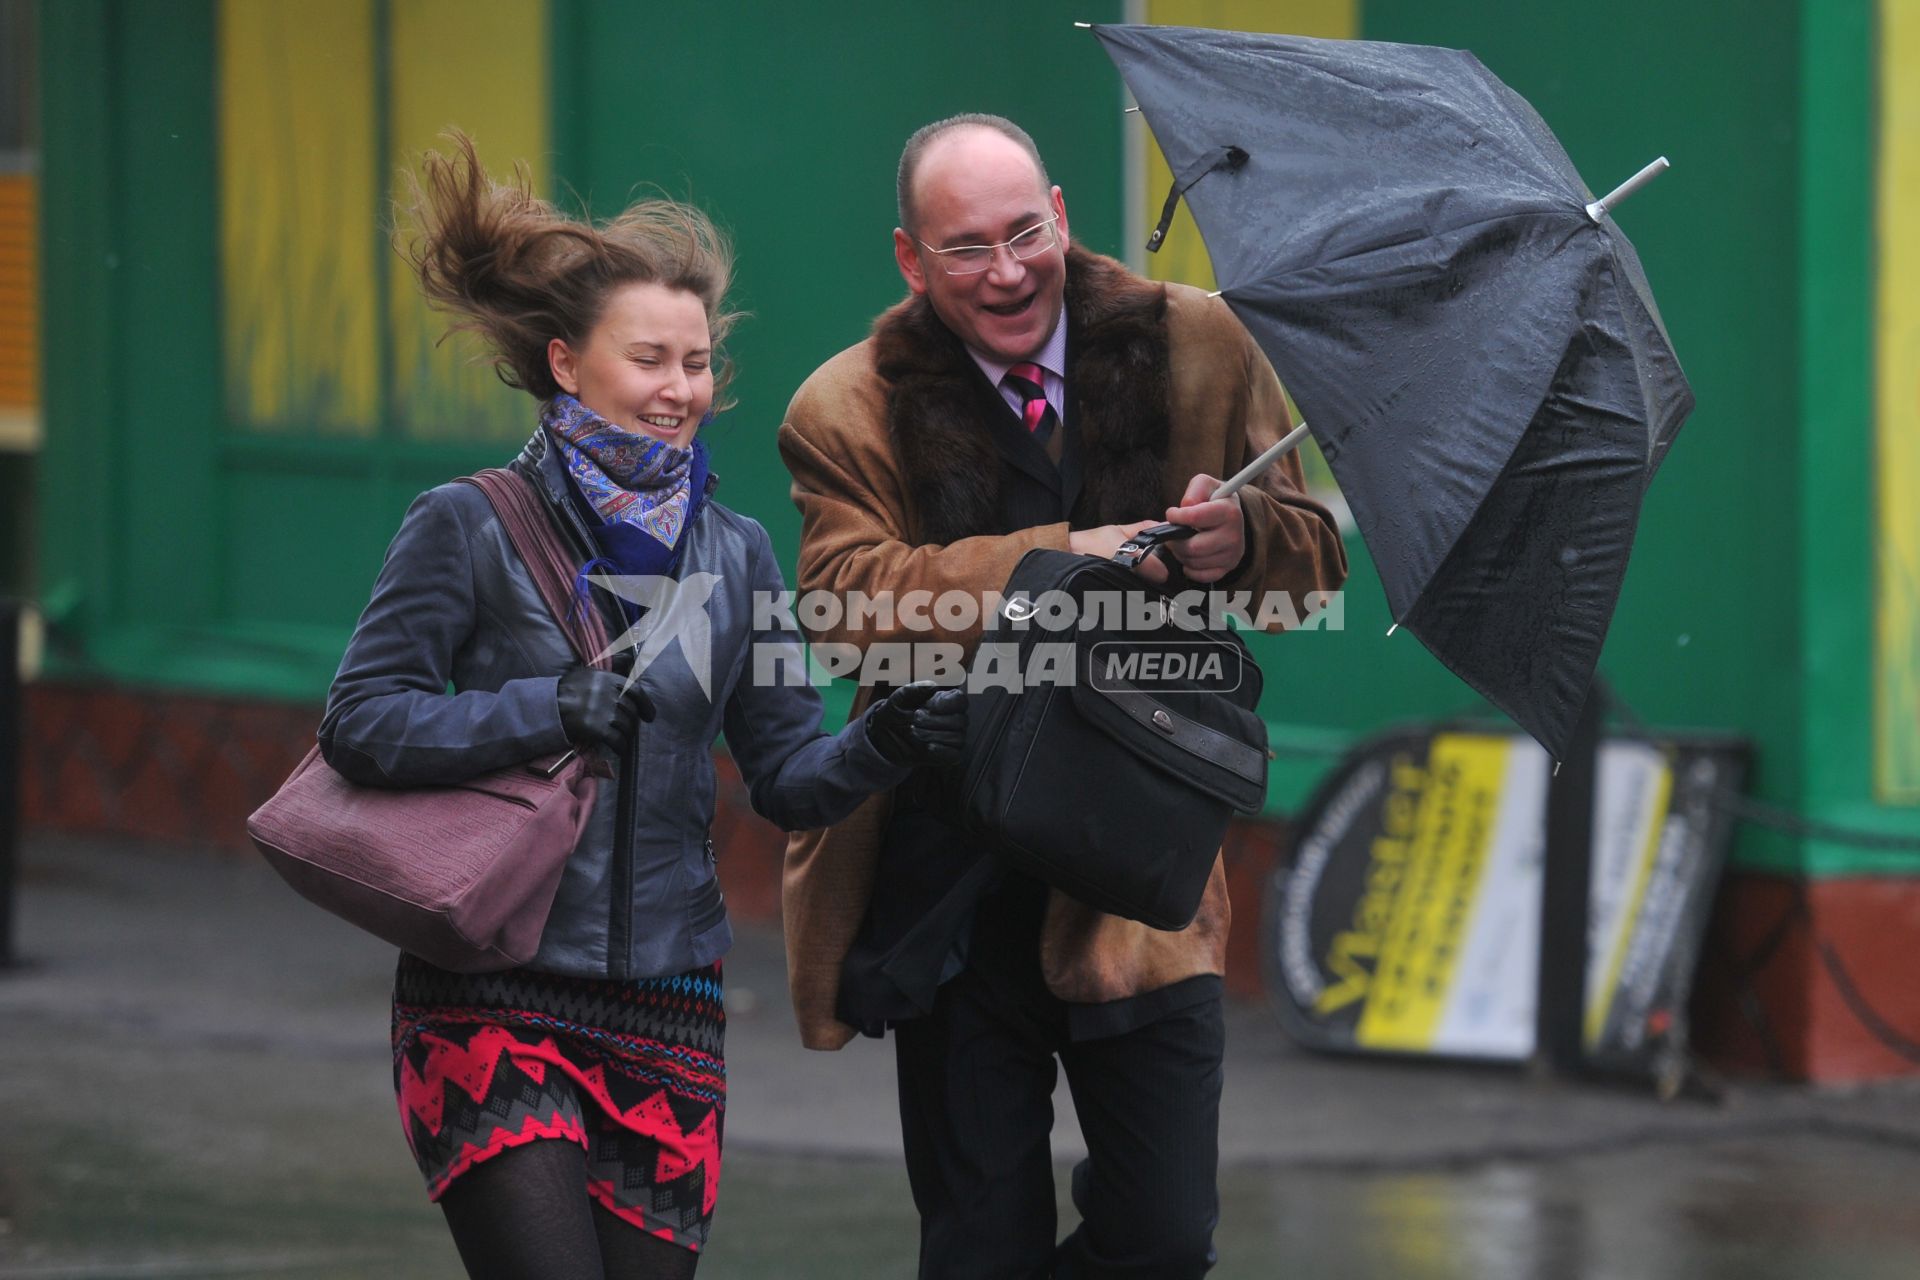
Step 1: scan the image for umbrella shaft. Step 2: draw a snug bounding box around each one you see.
[1214,421,1313,499]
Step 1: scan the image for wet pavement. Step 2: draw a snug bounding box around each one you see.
[4,834,1920,1278]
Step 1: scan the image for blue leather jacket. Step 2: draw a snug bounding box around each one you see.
[319,431,906,980]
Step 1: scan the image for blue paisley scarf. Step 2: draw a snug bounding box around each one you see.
[542,393,697,550]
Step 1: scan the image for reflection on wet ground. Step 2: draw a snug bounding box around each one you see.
[730,1138,1920,1280]
[1212,1137,1920,1280]
[6,1136,1920,1278]
[7,836,1920,1278]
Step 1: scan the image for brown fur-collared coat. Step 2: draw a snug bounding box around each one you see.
[776,247,1347,1049]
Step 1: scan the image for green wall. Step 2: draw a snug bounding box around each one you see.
[548,0,1131,565]
[37,1,1915,874]
[37,0,1127,696]
[1792,1,1897,875]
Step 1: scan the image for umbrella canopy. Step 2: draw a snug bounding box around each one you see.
[1092,23,1694,759]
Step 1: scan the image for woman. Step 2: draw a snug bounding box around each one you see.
[318,133,962,1280]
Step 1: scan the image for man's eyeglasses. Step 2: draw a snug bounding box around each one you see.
[919,215,1060,276]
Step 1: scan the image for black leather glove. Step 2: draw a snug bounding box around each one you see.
[867,681,968,766]
[556,667,657,752]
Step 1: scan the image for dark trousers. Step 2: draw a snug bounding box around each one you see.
[892,885,1224,1280]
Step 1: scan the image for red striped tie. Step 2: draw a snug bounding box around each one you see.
[1003,363,1056,446]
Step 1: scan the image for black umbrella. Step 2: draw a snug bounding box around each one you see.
[1089,23,1694,759]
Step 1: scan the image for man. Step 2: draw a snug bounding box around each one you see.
[778,114,1347,1278]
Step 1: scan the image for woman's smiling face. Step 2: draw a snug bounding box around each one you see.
[548,281,714,448]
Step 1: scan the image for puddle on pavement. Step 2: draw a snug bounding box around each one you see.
[6,1135,1920,1278]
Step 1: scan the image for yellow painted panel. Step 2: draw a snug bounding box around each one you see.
[1878,0,1920,802]
[388,0,550,444]
[219,0,380,434]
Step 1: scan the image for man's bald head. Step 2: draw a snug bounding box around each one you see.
[897,114,1051,236]
[891,114,1070,364]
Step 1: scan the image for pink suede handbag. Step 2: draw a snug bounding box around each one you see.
[247,468,612,972]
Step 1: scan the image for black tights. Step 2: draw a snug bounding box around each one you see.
[438,1138,701,1280]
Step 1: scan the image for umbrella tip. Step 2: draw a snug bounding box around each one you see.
[1586,155,1673,223]
[1386,623,1399,637]
[1075,20,1093,28]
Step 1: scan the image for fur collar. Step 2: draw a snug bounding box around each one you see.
[871,247,1173,545]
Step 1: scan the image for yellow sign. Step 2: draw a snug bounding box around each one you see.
[1280,729,1725,1067]
[1354,735,1510,1049]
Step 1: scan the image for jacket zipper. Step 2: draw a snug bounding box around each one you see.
[522,446,642,981]
[608,641,639,979]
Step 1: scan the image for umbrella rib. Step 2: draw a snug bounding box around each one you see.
[1204,206,1588,295]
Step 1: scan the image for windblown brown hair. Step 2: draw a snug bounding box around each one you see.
[398,130,741,408]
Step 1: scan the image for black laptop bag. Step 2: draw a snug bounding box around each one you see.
[956,534,1270,930]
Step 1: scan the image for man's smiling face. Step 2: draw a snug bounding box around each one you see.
[893,126,1070,364]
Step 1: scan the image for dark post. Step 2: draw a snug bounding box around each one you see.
[1535,679,1606,1075]
[0,599,18,968]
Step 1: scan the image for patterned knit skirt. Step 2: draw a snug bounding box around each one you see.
[391,953,726,1251]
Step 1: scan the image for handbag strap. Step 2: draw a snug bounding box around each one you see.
[457,468,613,671]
